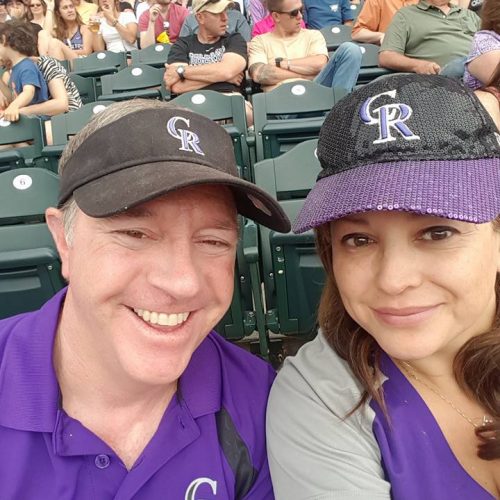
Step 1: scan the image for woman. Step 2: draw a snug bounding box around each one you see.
[267,74,500,499]
[463,0,499,90]
[53,0,93,56]
[28,0,54,32]
[94,0,137,53]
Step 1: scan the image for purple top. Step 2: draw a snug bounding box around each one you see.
[464,30,500,90]
[372,353,495,499]
[0,289,275,499]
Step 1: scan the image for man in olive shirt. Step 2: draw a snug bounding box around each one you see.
[379,0,480,75]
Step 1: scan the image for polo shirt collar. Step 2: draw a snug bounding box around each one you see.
[0,288,222,432]
[417,0,461,11]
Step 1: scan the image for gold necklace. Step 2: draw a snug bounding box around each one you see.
[401,361,492,429]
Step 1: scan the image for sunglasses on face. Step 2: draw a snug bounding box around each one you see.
[30,3,41,6]
[275,5,303,17]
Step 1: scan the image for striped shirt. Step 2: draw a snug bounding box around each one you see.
[37,56,82,111]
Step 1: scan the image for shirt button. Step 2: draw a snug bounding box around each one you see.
[95,454,111,469]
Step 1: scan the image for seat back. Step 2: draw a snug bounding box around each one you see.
[0,168,65,319]
[99,64,167,101]
[252,81,341,162]
[253,139,325,336]
[0,116,45,171]
[69,74,98,104]
[320,24,353,51]
[71,50,127,78]
[357,43,393,84]
[170,91,252,179]
[348,0,364,19]
[130,43,171,67]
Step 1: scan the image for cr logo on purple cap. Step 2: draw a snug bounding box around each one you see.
[360,89,420,145]
[167,116,205,156]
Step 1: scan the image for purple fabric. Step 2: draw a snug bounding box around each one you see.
[370,354,495,499]
[293,158,500,233]
[464,30,500,90]
[0,290,275,499]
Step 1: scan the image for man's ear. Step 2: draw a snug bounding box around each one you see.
[46,207,71,281]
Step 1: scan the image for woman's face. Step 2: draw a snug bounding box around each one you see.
[58,0,76,21]
[330,211,500,363]
[29,0,44,15]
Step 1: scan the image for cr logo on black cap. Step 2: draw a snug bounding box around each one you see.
[167,116,205,156]
[360,89,421,145]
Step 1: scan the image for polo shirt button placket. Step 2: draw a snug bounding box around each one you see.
[95,454,111,469]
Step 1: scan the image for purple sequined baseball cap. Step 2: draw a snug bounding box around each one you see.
[293,74,500,233]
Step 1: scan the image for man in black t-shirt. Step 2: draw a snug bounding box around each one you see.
[164,0,248,95]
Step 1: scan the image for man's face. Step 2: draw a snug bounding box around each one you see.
[49,185,238,388]
[198,6,229,37]
[6,0,26,18]
[273,0,303,34]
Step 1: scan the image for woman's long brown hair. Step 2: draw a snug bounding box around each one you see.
[315,218,500,461]
[53,0,84,42]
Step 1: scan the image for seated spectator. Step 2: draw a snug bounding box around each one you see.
[138,0,188,47]
[0,1,9,23]
[0,20,48,121]
[251,9,305,36]
[165,0,247,95]
[94,0,137,52]
[28,0,54,32]
[73,0,98,24]
[351,0,417,45]
[303,0,354,30]
[463,0,499,90]
[53,0,93,56]
[5,0,30,20]
[248,0,362,92]
[180,6,251,41]
[379,0,480,76]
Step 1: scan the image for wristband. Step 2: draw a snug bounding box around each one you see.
[111,18,118,26]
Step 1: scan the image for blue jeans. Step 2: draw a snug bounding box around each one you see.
[314,42,363,92]
[440,56,467,80]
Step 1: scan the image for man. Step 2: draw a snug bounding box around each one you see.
[303,0,354,30]
[72,0,98,24]
[0,99,290,498]
[179,6,251,42]
[0,0,10,23]
[379,0,480,75]
[248,0,362,92]
[351,0,417,45]
[138,0,189,47]
[164,0,247,96]
[4,0,27,20]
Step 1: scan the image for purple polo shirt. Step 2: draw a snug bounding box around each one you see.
[0,289,275,499]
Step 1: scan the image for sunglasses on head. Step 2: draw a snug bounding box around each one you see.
[275,5,303,17]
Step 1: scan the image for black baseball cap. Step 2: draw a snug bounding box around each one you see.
[294,74,500,233]
[59,104,291,233]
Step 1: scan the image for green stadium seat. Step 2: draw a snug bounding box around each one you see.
[348,0,364,19]
[70,50,127,78]
[252,139,325,337]
[251,81,346,162]
[320,24,353,52]
[0,168,65,319]
[357,43,393,84]
[42,101,115,170]
[98,64,168,102]
[0,115,45,172]
[170,90,253,180]
[69,73,98,104]
[130,43,171,68]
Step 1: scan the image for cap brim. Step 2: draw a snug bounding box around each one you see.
[74,161,291,233]
[201,0,233,12]
[293,159,500,233]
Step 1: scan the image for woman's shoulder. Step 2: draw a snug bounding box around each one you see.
[119,10,137,23]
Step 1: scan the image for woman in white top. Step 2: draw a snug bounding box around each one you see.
[94,0,137,52]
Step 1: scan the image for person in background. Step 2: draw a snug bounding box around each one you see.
[379,0,480,76]
[53,0,93,56]
[0,98,289,499]
[463,0,499,90]
[267,73,500,500]
[94,0,137,52]
[303,0,354,30]
[351,0,417,45]
[180,5,251,42]
[251,2,305,37]
[0,0,10,23]
[249,0,362,93]
[28,0,53,32]
[0,19,48,121]
[138,0,188,47]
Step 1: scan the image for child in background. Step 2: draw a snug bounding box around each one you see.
[0,20,48,121]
